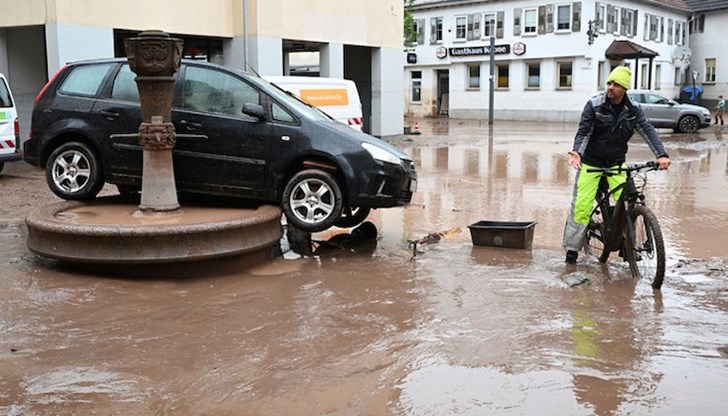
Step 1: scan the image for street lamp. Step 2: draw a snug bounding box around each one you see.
[587,20,600,45]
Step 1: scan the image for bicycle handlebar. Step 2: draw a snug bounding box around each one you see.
[586,161,659,175]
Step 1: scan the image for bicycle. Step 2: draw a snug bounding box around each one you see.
[583,161,666,289]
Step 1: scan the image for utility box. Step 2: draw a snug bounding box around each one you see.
[468,221,537,250]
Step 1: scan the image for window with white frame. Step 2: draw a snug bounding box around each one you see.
[557,4,571,31]
[705,58,716,83]
[455,16,467,41]
[674,68,683,86]
[676,21,684,45]
[641,63,648,89]
[524,8,537,34]
[483,13,496,37]
[467,64,480,90]
[598,61,605,90]
[526,62,540,89]
[496,63,509,88]
[411,71,422,102]
[655,64,661,89]
[430,17,443,43]
[597,4,606,32]
[557,61,573,89]
[613,7,621,34]
[624,9,634,36]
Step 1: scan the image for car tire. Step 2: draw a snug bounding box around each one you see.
[678,115,699,133]
[282,169,343,233]
[334,206,371,228]
[46,141,105,201]
[0,162,4,174]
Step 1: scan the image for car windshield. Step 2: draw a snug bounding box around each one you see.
[246,76,334,123]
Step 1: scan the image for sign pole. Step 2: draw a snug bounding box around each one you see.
[488,36,495,125]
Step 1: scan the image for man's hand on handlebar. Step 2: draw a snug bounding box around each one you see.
[656,156,671,170]
[567,151,581,170]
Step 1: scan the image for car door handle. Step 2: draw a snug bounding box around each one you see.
[181,120,202,131]
[99,110,120,120]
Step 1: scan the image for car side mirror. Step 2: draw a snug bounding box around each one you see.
[242,103,265,119]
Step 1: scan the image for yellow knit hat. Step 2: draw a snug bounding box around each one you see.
[607,66,631,89]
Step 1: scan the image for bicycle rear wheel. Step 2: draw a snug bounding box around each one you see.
[584,206,609,263]
[626,205,665,289]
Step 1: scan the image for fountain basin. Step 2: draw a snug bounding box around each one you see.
[26,196,283,265]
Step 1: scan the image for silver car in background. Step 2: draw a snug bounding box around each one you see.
[628,90,712,133]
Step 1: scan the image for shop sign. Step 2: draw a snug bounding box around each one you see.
[513,42,526,56]
[436,46,448,59]
[449,44,510,57]
[407,53,417,64]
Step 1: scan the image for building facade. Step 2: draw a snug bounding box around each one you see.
[683,0,728,108]
[405,0,695,122]
[0,0,404,137]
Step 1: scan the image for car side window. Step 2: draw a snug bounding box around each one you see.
[645,94,668,105]
[111,64,140,102]
[271,101,296,123]
[0,79,12,108]
[183,66,260,116]
[58,64,114,97]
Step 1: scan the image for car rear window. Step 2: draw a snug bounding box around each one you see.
[0,78,12,108]
[59,63,114,97]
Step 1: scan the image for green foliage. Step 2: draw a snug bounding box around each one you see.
[404,0,417,46]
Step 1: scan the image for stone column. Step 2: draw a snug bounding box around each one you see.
[124,30,183,211]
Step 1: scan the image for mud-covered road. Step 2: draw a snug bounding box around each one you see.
[1,119,727,415]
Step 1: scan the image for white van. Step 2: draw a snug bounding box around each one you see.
[264,76,364,131]
[0,73,21,173]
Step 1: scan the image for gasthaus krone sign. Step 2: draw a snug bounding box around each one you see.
[449,44,511,57]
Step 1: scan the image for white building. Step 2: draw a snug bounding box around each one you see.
[0,0,404,137]
[683,0,728,108]
[405,0,695,122]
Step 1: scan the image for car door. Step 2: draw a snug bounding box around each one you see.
[642,92,673,127]
[172,64,274,198]
[90,63,144,179]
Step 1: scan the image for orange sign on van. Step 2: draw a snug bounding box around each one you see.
[299,88,349,107]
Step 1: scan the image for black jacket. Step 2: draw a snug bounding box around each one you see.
[573,93,668,167]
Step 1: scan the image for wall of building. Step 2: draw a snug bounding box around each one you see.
[405,0,691,122]
[687,8,728,103]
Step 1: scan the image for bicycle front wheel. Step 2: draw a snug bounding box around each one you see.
[626,205,666,289]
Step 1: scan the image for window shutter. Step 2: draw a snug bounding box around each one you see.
[606,5,615,33]
[513,8,521,36]
[418,19,425,44]
[632,10,638,38]
[572,2,581,32]
[539,6,546,34]
[667,19,673,45]
[430,18,437,43]
[496,11,504,38]
[620,8,626,35]
[660,17,664,42]
[468,13,481,40]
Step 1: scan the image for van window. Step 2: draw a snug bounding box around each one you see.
[183,66,259,116]
[59,64,114,97]
[111,64,140,102]
[0,78,12,107]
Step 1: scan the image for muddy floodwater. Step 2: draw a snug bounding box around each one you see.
[1,119,727,415]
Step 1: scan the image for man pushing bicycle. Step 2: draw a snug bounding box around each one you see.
[563,66,671,264]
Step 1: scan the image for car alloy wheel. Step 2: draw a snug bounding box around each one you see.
[283,169,343,233]
[678,115,699,133]
[46,141,105,200]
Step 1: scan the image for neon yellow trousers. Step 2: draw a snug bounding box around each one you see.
[563,163,626,251]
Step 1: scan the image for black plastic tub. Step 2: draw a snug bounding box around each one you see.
[468,221,537,249]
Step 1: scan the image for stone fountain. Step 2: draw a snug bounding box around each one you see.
[25,31,282,268]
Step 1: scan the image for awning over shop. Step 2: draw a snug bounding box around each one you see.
[604,40,659,90]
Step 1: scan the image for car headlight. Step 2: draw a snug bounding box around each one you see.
[362,142,401,165]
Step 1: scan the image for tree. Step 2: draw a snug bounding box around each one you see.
[404,0,417,46]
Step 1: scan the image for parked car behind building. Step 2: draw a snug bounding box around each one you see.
[628,90,712,133]
[0,73,21,173]
[23,59,417,232]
